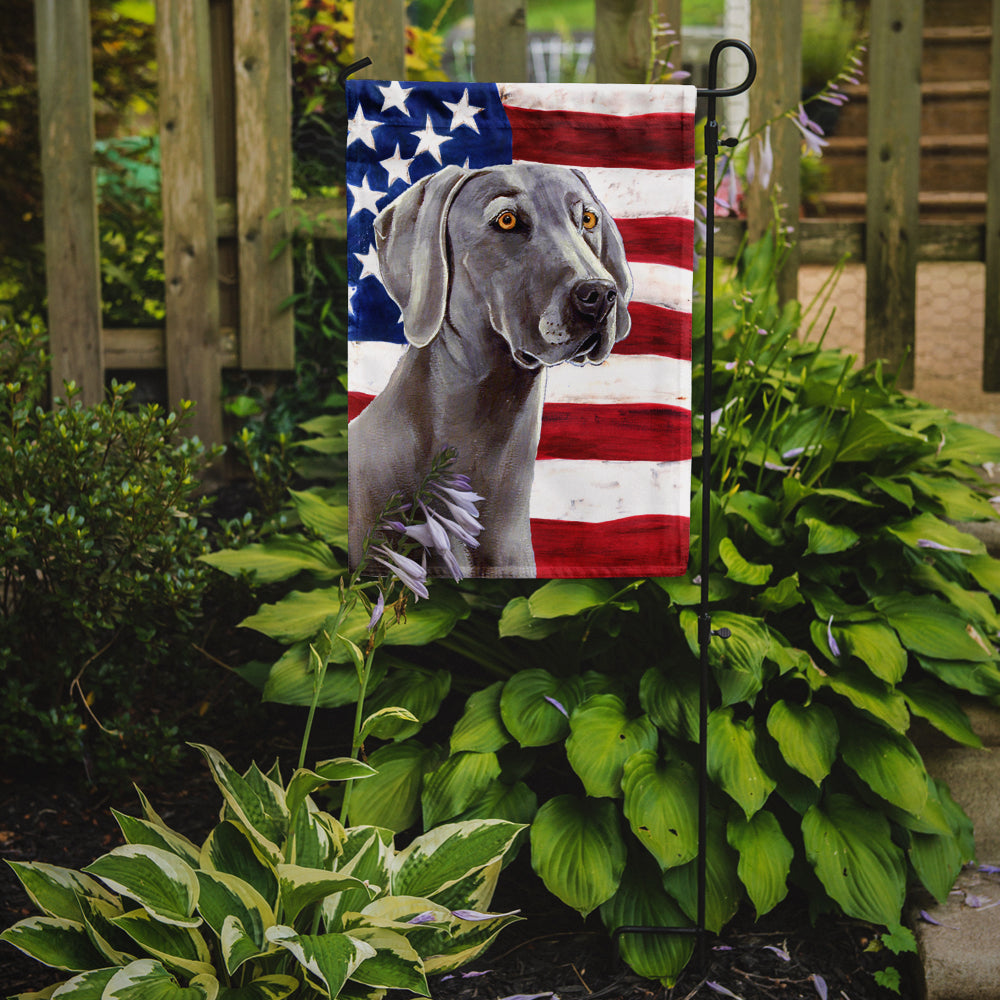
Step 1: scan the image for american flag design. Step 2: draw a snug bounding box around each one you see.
[347,80,695,578]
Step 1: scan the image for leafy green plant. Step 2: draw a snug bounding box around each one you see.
[0,317,221,783]
[1,743,524,998]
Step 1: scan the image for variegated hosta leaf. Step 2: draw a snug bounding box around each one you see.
[391,820,524,901]
[424,859,501,916]
[112,810,202,868]
[323,829,393,931]
[214,974,300,999]
[102,959,218,1000]
[345,926,429,995]
[265,926,376,998]
[499,670,585,747]
[529,795,626,917]
[450,681,511,754]
[347,740,442,833]
[727,810,793,918]
[4,862,118,922]
[46,966,118,997]
[621,751,699,871]
[83,846,200,928]
[191,745,287,863]
[195,870,274,973]
[110,908,214,979]
[802,793,906,926]
[566,695,658,798]
[421,751,502,829]
[276,864,375,925]
[599,853,694,987]
[200,822,278,910]
[422,907,522,975]
[288,801,344,870]
[77,894,136,966]
[765,700,838,786]
[285,760,376,823]
[0,916,107,972]
[706,707,776,819]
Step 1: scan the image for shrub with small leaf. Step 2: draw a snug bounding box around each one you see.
[1,743,524,999]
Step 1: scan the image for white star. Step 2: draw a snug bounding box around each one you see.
[355,244,382,283]
[380,143,415,187]
[347,174,386,217]
[442,89,483,133]
[411,115,452,164]
[348,283,357,316]
[378,80,412,115]
[347,104,379,149]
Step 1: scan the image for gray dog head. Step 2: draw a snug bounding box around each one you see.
[373,163,633,369]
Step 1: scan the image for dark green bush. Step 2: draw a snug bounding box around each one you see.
[0,316,220,783]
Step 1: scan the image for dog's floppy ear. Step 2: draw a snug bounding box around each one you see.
[373,164,470,348]
[571,168,633,342]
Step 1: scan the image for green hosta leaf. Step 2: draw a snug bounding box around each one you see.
[808,660,910,732]
[911,562,1000,633]
[916,655,1000,697]
[680,610,770,706]
[802,793,906,926]
[362,667,451,740]
[661,810,741,933]
[935,421,1000,464]
[288,489,349,546]
[718,537,772,586]
[200,536,342,584]
[724,490,784,545]
[565,695,658,798]
[277,865,374,925]
[527,579,618,617]
[639,664,699,742]
[499,670,584,747]
[755,573,804,614]
[265,926,375,997]
[346,926,428,994]
[195,871,273,973]
[360,706,421,742]
[0,916,107,971]
[907,472,998,521]
[112,812,201,868]
[835,410,927,463]
[83,846,200,928]
[5,862,118,922]
[839,718,929,816]
[621,751,698,871]
[347,740,442,832]
[530,795,626,917]
[901,680,982,748]
[765,701,838,786]
[450,682,511,754]
[967,553,1000,597]
[497,597,564,639]
[111,909,214,978]
[261,643,387,709]
[886,512,985,556]
[803,517,859,556]
[727,811,793,917]
[421,751,502,828]
[909,817,966,906]
[866,474,914,509]
[200,822,278,910]
[393,820,524,900]
[707,708,776,818]
[453,779,538,827]
[835,621,907,684]
[599,853,694,987]
[874,594,995,662]
[103,959,218,1000]
[216,975,299,1000]
[654,573,737,606]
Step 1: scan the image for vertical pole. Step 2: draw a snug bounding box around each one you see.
[864,0,923,389]
[34,0,104,405]
[594,0,652,84]
[983,0,1000,390]
[354,0,406,80]
[747,0,801,305]
[473,0,527,82]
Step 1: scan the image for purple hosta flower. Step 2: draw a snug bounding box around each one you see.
[747,124,774,191]
[917,538,973,555]
[715,157,742,215]
[791,104,829,157]
[367,590,385,631]
[763,944,791,962]
[544,695,569,718]
[441,970,493,982]
[707,983,742,999]
[827,616,842,657]
[371,545,429,600]
[451,908,521,921]
[812,974,828,1000]
[407,911,438,925]
[979,864,1000,874]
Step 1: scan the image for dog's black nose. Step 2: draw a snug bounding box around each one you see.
[572,278,616,322]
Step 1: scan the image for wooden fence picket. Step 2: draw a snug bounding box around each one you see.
[984,0,1000,389]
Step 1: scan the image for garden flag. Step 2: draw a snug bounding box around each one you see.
[347,80,695,579]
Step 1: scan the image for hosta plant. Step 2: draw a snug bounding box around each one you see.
[1,744,523,999]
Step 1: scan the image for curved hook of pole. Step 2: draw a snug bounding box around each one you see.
[697,38,757,98]
[337,57,373,91]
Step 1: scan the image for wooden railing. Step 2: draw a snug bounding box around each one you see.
[32,0,1000,445]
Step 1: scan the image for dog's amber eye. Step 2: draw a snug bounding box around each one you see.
[582,210,598,231]
[495,211,519,231]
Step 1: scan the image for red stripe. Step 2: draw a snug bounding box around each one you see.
[536,404,690,462]
[506,106,695,171]
[349,392,373,420]
[617,302,692,359]
[531,514,690,578]
[616,217,694,269]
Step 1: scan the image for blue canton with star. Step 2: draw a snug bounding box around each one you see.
[346,81,514,344]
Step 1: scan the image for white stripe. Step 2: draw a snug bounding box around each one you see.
[498,82,697,118]
[349,342,690,410]
[530,459,692,522]
[629,262,693,313]
[512,164,695,221]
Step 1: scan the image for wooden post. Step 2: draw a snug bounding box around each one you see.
[233,0,294,369]
[157,0,223,445]
[746,0,801,305]
[34,0,104,405]
[864,0,923,389]
[594,0,652,84]
[473,0,527,82]
[983,0,1000,390]
[354,0,406,80]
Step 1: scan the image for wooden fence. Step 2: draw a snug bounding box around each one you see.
[33,0,1000,445]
